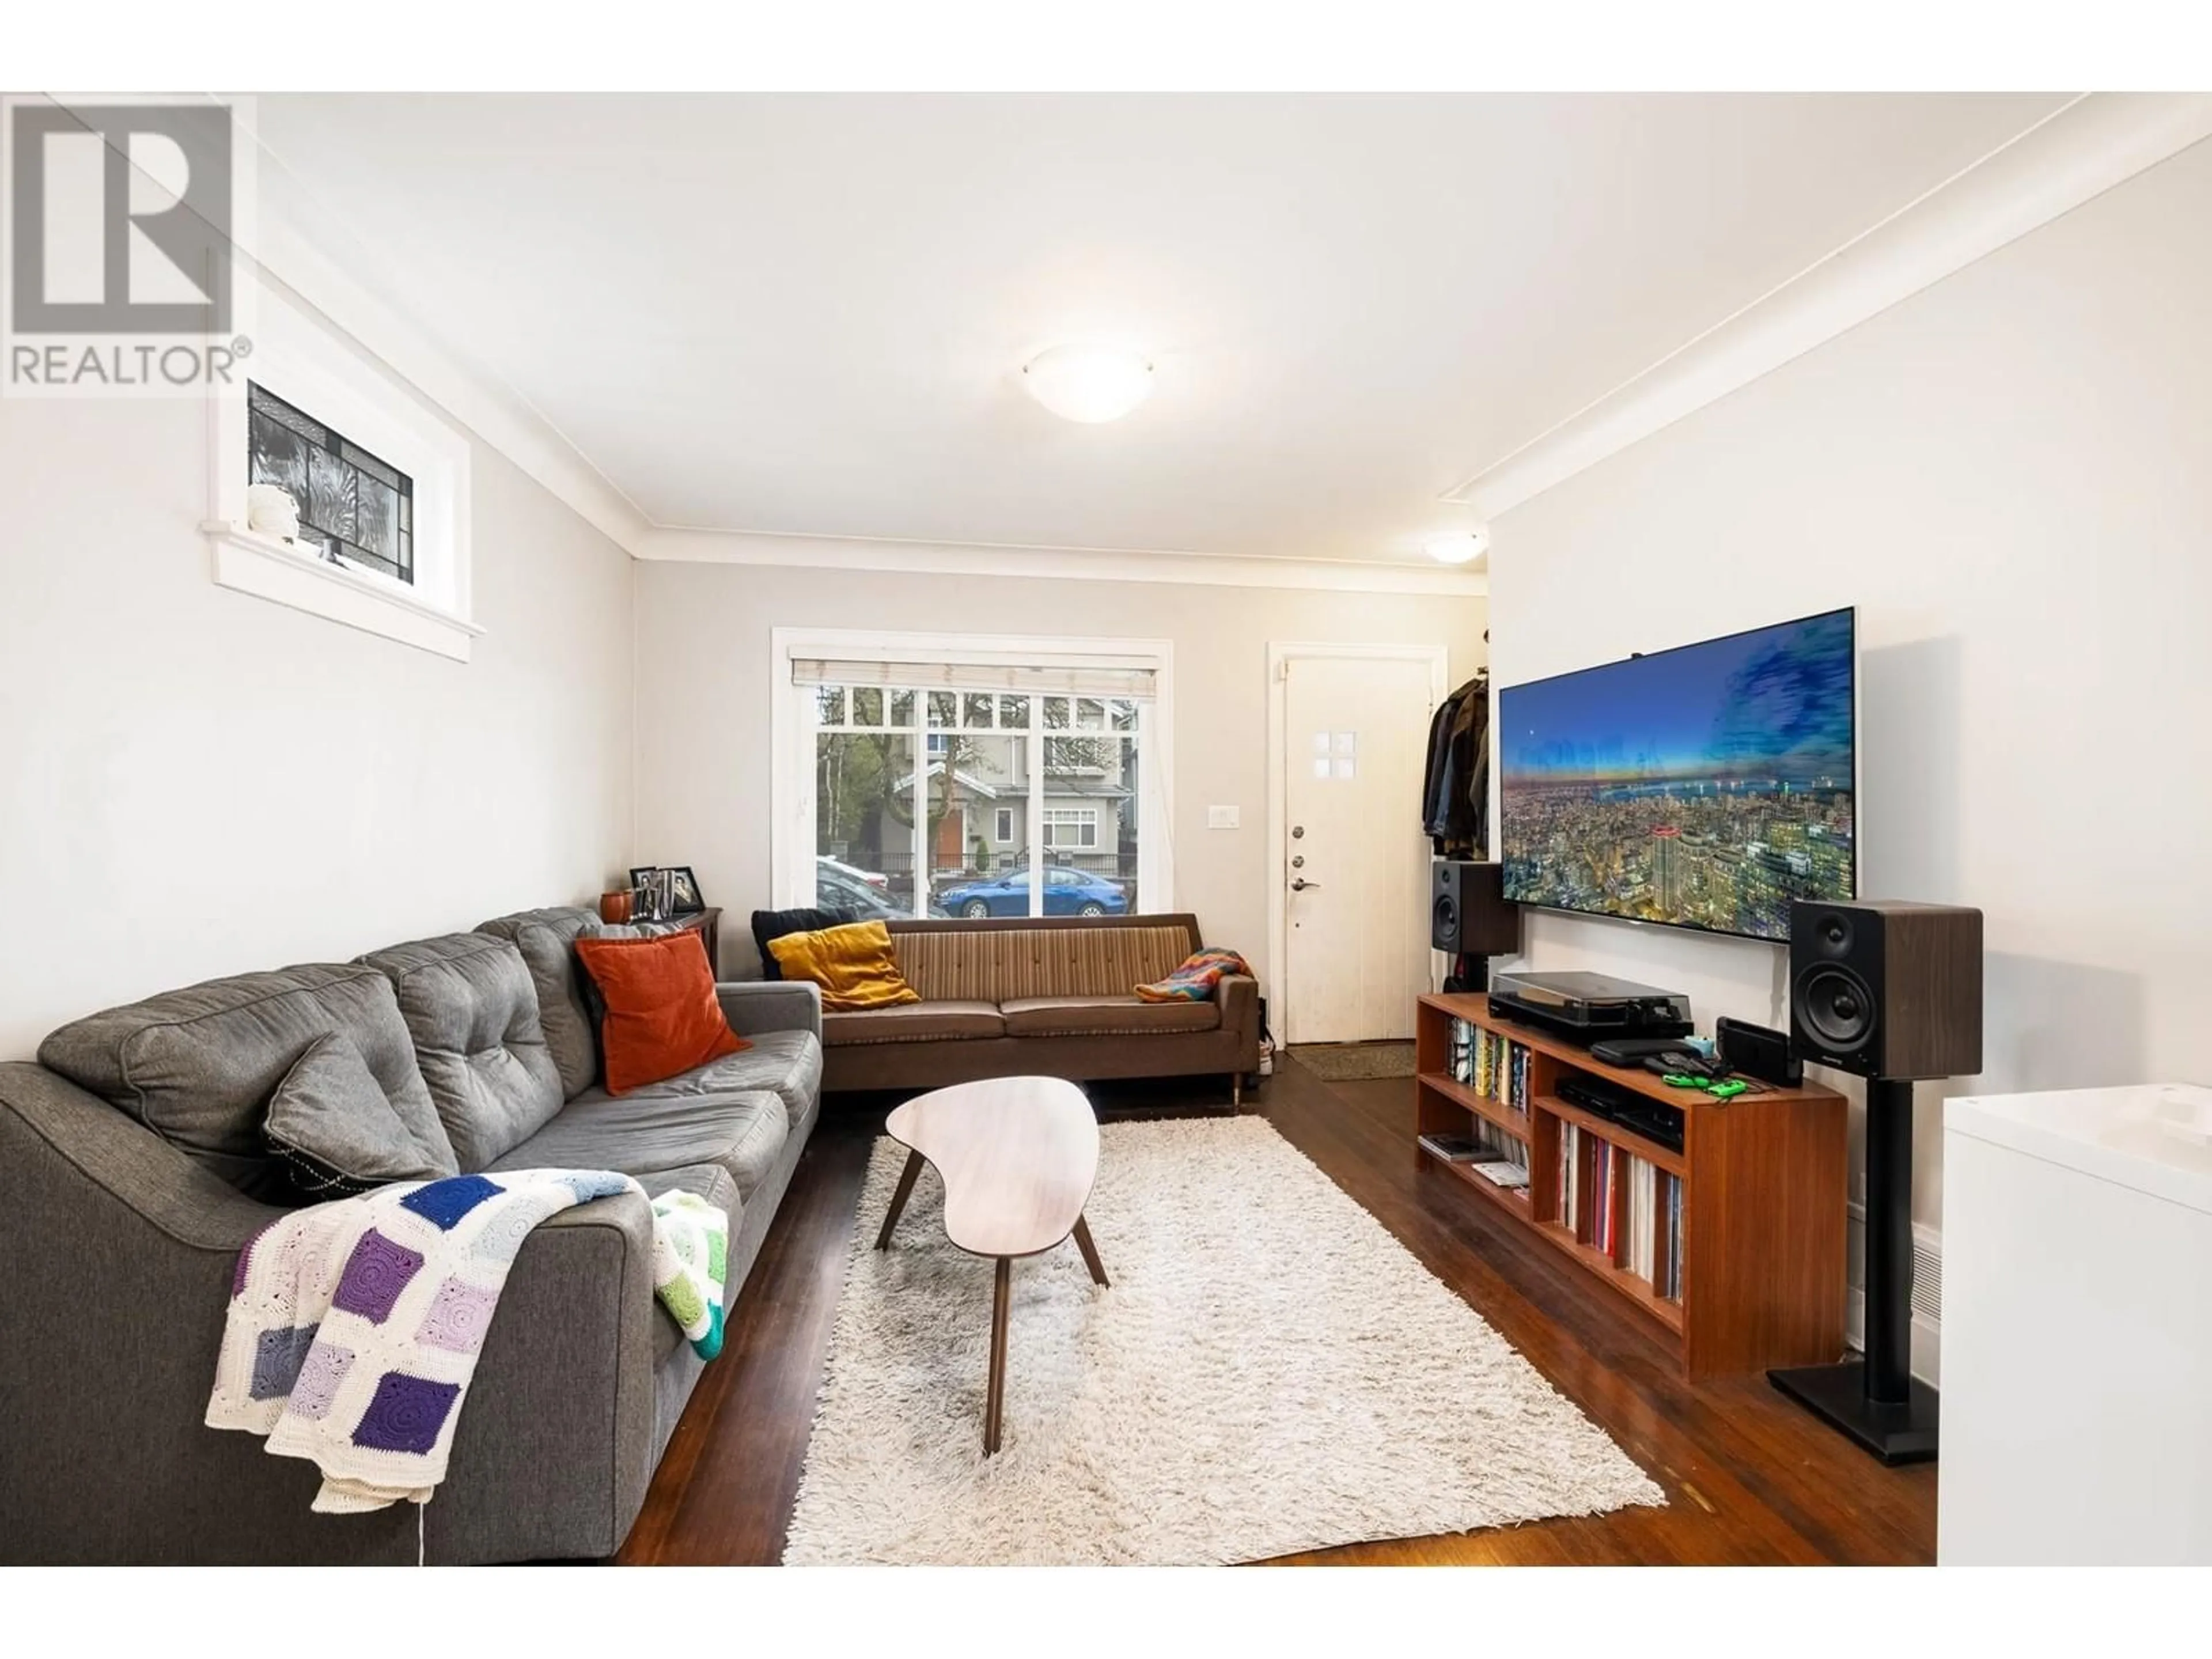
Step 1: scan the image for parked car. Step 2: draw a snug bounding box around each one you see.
[816,860,948,919]
[937,866,1130,919]
[816,854,889,889]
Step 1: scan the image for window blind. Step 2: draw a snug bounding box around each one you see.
[790,657,1157,699]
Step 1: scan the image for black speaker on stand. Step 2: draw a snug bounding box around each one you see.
[1432,861,1521,993]
[1768,898,1983,1465]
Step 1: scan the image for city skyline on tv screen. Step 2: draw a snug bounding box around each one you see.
[1499,608,1857,942]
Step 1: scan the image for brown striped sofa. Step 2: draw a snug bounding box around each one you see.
[820,913,1260,1103]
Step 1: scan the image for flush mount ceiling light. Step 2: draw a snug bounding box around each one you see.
[1426,529,1490,565]
[1021,344,1155,423]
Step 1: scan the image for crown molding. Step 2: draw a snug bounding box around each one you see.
[245,136,654,556]
[252,216,654,555]
[637,527,1488,596]
[249,199,1480,596]
[1446,92,2212,522]
[37,89,657,555]
[240,109,1483,597]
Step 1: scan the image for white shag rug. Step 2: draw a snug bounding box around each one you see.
[782,1116,1663,1565]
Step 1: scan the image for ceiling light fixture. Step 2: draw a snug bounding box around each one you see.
[1021,344,1154,423]
[1426,529,1490,565]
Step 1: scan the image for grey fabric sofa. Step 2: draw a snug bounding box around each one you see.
[0,904,821,1565]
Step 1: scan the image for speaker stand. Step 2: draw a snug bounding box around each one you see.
[1768,1077,1940,1465]
[1441,953,1489,994]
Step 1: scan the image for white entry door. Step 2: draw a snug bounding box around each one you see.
[1281,652,1439,1045]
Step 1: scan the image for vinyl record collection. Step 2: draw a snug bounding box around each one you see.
[1468,1112,1530,1179]
[1558,1123,1684,1302]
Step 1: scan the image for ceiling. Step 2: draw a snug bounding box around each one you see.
[253,93,2069,567]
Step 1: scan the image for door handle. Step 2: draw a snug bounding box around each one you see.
[1290,877,1321,892]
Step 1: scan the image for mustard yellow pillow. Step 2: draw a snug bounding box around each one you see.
[767,919,921,1012]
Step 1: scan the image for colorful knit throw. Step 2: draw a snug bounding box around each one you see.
[207,1169,728,1513]
[1134,948,1252,1002]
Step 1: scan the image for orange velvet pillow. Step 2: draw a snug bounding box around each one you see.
[573,930,747,1095]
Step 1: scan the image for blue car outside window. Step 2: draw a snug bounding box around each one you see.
[940,866,1126,917]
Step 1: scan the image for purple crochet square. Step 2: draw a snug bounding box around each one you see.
[415,1276,498,1354]
[331,1229,424,1325]
[399,1174,501,1232]
[248,1323,321,1401]
[350,1372,460,1455]
[289,1342,355,1421]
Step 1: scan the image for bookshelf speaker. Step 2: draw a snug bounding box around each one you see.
[1431,861,1521,956]
[1787,900,1983,1081]
[1775,897,1983,1465]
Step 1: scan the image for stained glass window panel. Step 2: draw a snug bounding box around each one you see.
[355,475,398,560]
[246,382,414,585]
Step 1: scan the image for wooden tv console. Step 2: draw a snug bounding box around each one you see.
[1415,993,1847,1378]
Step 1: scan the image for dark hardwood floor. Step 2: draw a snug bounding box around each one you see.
[617,1056,1936,1566]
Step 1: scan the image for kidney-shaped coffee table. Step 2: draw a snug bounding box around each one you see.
[875,1074,1109,1454]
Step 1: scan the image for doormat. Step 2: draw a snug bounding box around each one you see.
[1290,1041,1418,1082]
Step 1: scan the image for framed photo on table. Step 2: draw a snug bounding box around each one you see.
[629,865,705,917]
[665,866,704,914]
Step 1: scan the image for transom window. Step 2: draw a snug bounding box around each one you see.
[247,381,415,584]
[783,638,1169,920]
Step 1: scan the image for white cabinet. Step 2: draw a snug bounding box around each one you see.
[1939,1084,2212,1565]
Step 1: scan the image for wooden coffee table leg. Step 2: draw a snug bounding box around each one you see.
[875,1149,924,1251]
[984,1256,1011,1455]
[1071,1214,1109,1287]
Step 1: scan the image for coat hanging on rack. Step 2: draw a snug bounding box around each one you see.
[1421,671,1490,858]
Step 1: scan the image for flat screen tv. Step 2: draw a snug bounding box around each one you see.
[1498,607,1857,943]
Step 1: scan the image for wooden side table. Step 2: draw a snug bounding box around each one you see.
[660,907,722,976]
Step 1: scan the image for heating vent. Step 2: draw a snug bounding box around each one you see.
[1910,1227,1942,1323]
[1846,1209,1944,1325]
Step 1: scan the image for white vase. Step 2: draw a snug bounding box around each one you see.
[245,483,301,542]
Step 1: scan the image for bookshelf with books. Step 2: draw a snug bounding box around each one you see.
[1414,991,1847,1376]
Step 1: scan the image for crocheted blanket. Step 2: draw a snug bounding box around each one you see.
[207,1169,728,1513]
[1134,948,1252,1002]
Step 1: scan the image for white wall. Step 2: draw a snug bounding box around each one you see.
[632,560,1487,985]
[0,325,636,1058]
[1488,140,2212,1278]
